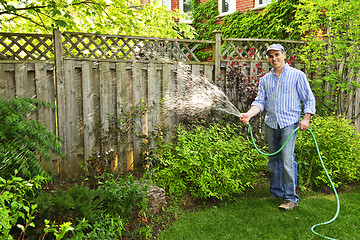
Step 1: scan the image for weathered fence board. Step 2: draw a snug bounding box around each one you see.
[117,62,133,172]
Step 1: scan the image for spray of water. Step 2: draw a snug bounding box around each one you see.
[163,63,241,118]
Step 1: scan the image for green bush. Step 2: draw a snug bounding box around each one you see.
[36,174,148,223]
[71,214,126,240]
[0,97,65,179]
[35,173,149,239]
[98,173,149,218]
[296,115,360,190]
[0,172,48,239]
[35,184,104,224]
[154,123,267,200]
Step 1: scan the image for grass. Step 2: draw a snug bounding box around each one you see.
[158,185,360,240]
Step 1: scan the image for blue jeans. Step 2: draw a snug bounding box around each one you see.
[265,123,299,203]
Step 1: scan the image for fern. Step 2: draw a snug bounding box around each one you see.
[0,97,65,179]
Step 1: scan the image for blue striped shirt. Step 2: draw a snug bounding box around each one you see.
[252,63,316,129]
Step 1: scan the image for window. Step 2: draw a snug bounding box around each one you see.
[255,0,272,8]
[179,0,192,23]
[219,0,236,16]
[162,0,171,9]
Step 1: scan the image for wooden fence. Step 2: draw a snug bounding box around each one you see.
[0,29,306,178]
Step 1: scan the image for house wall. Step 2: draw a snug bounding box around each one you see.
[171,0,179,11]
[171,0,258,14]
[236,0,255,12]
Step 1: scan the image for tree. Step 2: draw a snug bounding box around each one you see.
[0,0,195,39]
[295,0,360,118]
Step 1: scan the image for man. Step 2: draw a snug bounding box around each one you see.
[240,44,316,210]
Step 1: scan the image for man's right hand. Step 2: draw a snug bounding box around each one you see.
[239,106,261,125]
[240,113,250,125]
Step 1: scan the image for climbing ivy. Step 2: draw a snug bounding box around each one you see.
[192,0,301,41]
[192,0,220,40]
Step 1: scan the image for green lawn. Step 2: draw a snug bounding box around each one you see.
[158,187,360,240]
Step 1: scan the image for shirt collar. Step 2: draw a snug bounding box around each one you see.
[270,62,289,76]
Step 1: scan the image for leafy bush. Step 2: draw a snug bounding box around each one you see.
[0,97,65,179]
[296,115,360,190]
[71,214,126,240]
[35,184,104,224]
[0,172,48,239]
[36,174,148,222]
[221,0,301,40]
[35,173,149,239]
[154,123,267,200]
[98,173,149,218]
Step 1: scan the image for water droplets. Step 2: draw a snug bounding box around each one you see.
[163,63,241,118]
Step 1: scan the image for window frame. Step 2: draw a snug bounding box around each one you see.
[162,0,171,9]
[218,0,236,16]
[254,0,272,9]
[179,0,193,23]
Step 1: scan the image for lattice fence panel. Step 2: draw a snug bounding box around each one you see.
[62,32,211,62]
[221,39,305,62]
[0,33,53,60]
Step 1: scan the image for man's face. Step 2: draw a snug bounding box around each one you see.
[267,50,286,69]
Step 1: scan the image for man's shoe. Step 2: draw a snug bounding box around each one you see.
[279,200,298,210]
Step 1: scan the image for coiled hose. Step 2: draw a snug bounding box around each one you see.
[247,123,340,240]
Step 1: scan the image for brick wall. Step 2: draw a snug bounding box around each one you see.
[236,0,255,12]
[172,0,259,15]
[171,0,179,11]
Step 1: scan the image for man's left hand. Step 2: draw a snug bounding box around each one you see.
[298,113,311,130]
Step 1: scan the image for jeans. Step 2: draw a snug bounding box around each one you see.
[265,122,299,203]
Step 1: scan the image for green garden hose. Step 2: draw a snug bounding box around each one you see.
[247,123,340,240]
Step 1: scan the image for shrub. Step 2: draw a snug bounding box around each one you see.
[296,115,360,190]
[36,174,148,223]
[98,173,149,218]
[0,172,48,239]
[35,184,104,224]
[35,173,149,239]
[153,123,267,200]
[71,214,126,240]
[0,97,65,179]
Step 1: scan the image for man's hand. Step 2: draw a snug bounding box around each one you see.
[240,113,251,125]
[298,113,311,130]
[240,106,261,125]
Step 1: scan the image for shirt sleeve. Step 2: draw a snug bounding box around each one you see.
[251,77,266,112]
[297,72,316,115]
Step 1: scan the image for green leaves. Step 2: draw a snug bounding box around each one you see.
[192,0,302,41]
[0,173,47,239]
[296,115,360,190]
[154,123,267,200]
[0,0,195,38]
[296,0,360,116]
[0,97,65,179]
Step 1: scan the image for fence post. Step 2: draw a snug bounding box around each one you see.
[53,28,66,177]
[213,30,222,83]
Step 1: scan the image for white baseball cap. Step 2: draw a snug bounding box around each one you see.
[266,44,285,56]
